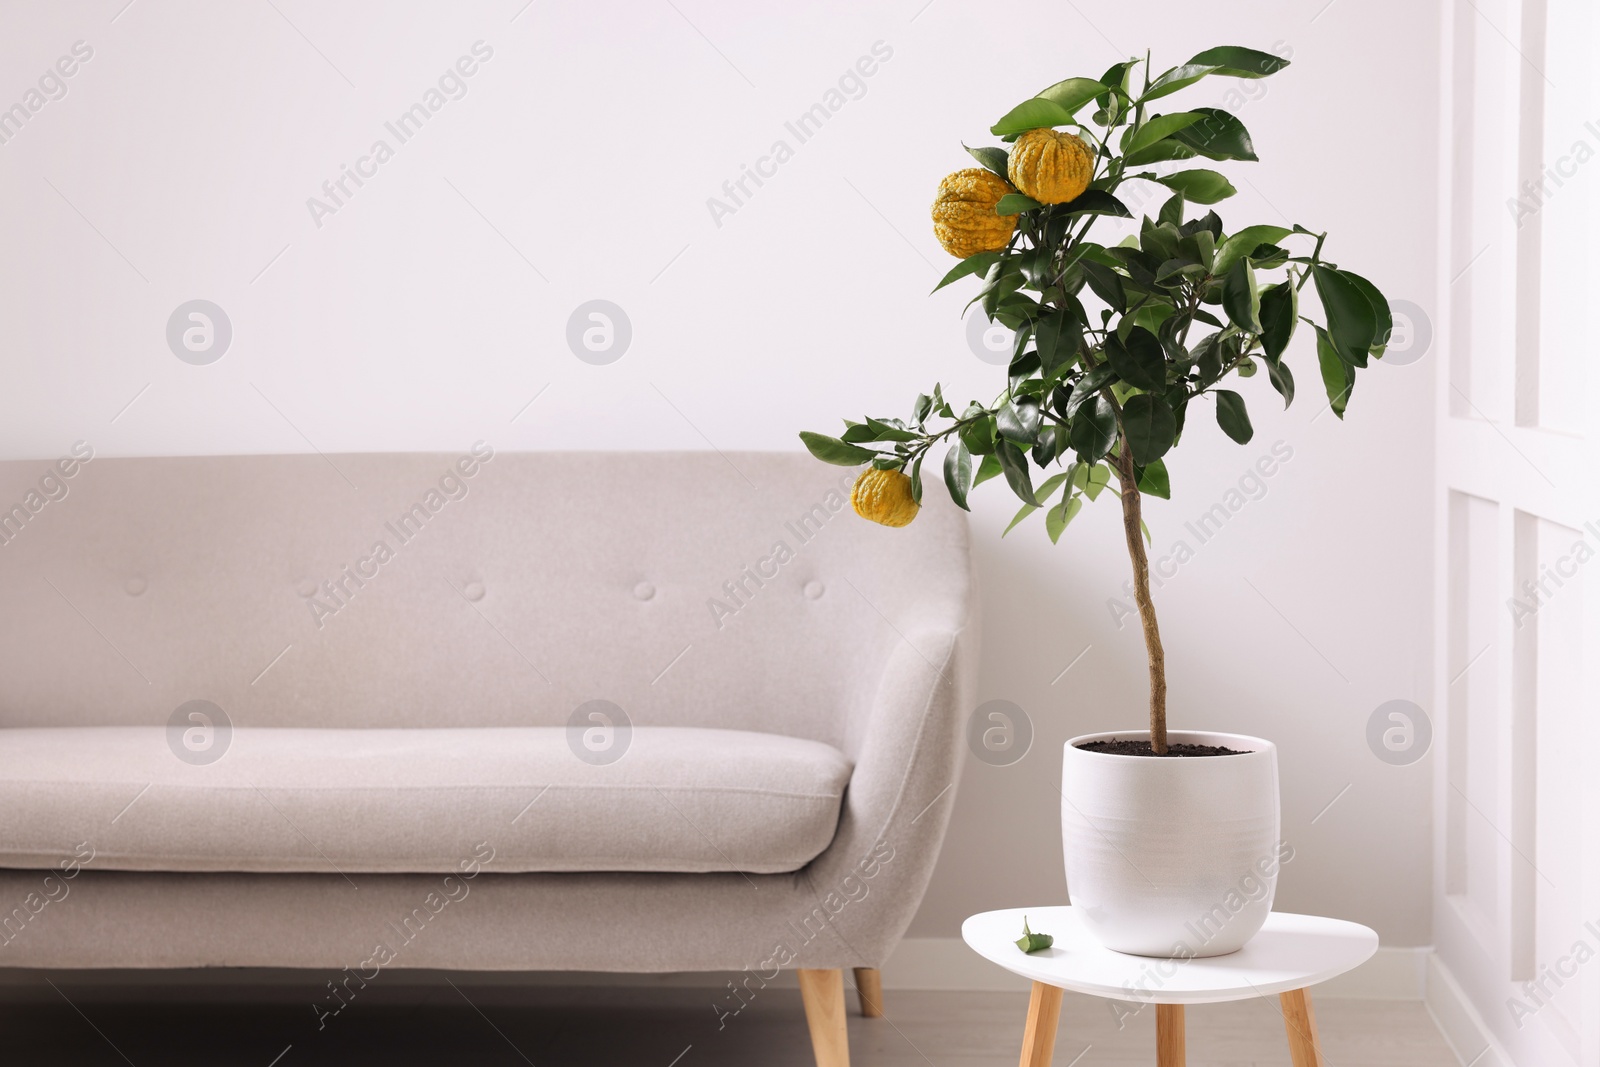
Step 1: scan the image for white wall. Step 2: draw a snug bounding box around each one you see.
[0,0,1439,947]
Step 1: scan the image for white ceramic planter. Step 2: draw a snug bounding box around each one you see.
[1060,730,1282,958]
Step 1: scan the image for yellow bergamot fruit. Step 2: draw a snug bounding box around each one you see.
[852,468,920,528]
[931,168,1016,259]
[1008,128,1093,205]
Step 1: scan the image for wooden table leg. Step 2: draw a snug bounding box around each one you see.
[1156,1004,1185,1066]
[1280,988,1325,1067]
[1018,981,1064,1067]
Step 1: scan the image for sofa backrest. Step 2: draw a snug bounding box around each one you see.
[0,449,972,751]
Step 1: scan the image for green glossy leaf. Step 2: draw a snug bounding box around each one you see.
[1158,192,1186,229]
[799,431,877,466]
[1046,494,1083,544]
[1221,258,1260,333]
[1137,457,1171,499]
[1264,354,1295,407]
[866,417,919,442]
[974,451,1003,485]
[959,412,996,456]
[992,97,1077,137]
[1078,462,1112,501]
[1034,310,1067,375]
[1065,365,1118,418]
[943,441,973,511]
[1069,395,1117,461]
[1315,326,1353,418]
[1258,280,1298,360]
[1341,270,1393,358]
[1214,389,1253,443]
[1152,168,1236,204]
[1213,225,1292,277]
[1171,108,1257,161]
[1139,218,1182,264]
[964,143,1009,178]
[1105,327,1166,391]
[997,397,1043,445]
[1124,112,1207,158]
[1140,63,1223,103]
[932,251,1002,294]
[1031,425,1062,466]
[1035,77,1109,115]
[1121,393,1177,464]
[995,441,1038,505]
[1099,60,1136,94]
[1312,265,1377,366]
[1030,470,1073,505]
[1002,501,1038,536]
[1126,140,1201,167]
[995,192,1045,216]
[1187,45,1290,78]
[979,261,1028,317]
[1008,350,1042,393]
[1081,260,1127,312]
[1061,189,1132,218]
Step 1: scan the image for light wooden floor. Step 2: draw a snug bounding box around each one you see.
[1,984,1463,1065]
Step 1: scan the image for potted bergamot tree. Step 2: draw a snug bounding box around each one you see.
[800,47,1392,958]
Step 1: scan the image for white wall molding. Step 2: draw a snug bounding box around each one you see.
[1425,953,1514,1067]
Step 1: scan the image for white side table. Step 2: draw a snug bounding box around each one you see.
[962,906,1378,1067]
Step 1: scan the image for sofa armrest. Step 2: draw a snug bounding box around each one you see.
[798,617,979,966]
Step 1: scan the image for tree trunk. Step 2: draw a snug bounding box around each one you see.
[1113,441,1168,755]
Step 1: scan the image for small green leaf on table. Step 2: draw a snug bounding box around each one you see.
[1015,915,1054,954]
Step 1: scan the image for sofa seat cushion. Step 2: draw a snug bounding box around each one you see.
[0,726,852,875]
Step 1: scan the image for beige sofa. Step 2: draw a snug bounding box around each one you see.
[0,448,976,1063]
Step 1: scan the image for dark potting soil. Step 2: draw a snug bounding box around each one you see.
[1077,739,1249,757]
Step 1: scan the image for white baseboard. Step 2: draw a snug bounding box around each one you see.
[882,938,1430,999]
[1424,953,1514,1067]
[881,937,1030,992]
[1314,945,1431,1000]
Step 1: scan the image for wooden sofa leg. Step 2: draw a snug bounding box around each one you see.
[852,966,884,1017]
[798,967,851,1067]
